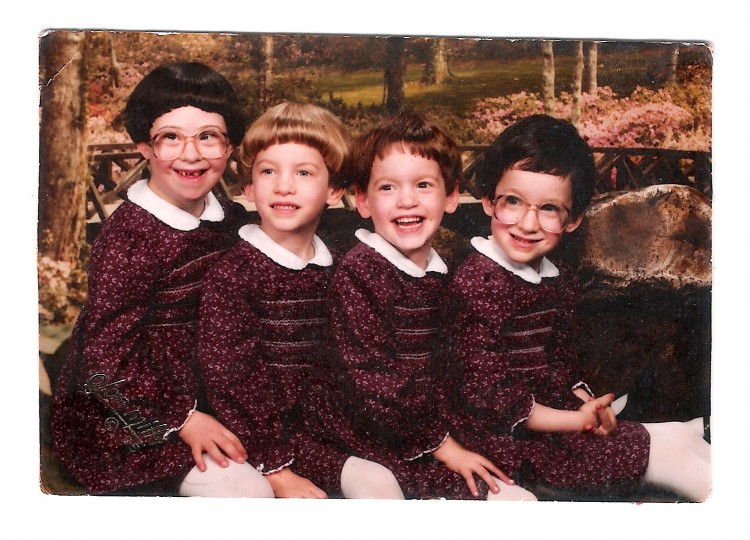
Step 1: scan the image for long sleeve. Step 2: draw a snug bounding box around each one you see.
[76,219,198,435]
[51,200,237,493]
[449,253,589,433]
[448,263,535,432]
[328,245,449,460]
[198,249,293,473]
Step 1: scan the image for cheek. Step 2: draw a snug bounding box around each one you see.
[210,156,230,172]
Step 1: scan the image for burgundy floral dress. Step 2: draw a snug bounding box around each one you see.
[311,229,496,499]
[445,236,651,491]
[52,180,245,494]
[197,225,352,493]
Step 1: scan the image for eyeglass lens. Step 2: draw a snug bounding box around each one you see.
[493,194,568,232]
[151,130,228,160]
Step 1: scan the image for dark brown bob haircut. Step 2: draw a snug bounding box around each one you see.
[347,110,463,194]
[123,62,246,146]
[475,114,595,218]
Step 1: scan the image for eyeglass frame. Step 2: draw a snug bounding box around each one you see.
[147,128,231,160]
[489,193,572,233]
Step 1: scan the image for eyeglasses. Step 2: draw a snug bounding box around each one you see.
[149,128,229,160]
[490,193,571,233]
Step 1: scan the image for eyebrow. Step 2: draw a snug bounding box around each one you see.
[254,159,323,169]
[152,125,226,133]
[496,190,568,205]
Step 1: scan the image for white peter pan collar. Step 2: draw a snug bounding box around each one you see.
[355,228,447,278]
[471,235,559,284]
[127,179,224,231]
[238,224,333,269]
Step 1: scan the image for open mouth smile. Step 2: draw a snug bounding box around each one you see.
[175,168,207,179]
[271,203,300,211]
[510,233,542,246]
[393,216,425,230]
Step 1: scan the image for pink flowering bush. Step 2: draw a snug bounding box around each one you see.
[467,83,711,151]
[38,255,87,325]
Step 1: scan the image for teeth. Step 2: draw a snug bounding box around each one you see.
[177,170,203,177]
[395,217,423,225]
[512,234,540,244]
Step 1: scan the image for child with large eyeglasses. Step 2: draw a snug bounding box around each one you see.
[443,114,711,501]
[52,62,274,497]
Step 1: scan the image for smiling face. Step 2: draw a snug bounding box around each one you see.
[136,106,231,217]
[355,144,459,269]
[482,167,583,271]
[245,142,343,258]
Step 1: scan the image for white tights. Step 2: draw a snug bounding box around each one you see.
[486,478,538,501]
[340,456,405,499]
[340,457,538,500]
[179,454,274,498]
[642,420,712,501]
[178,454,538,500]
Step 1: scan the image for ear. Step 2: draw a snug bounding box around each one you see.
[481,195,495,218]
[242,183,256,204]
[564,213,584,233]
[136,142,152,160]
[326,186,346,207]
[441,184,458,215]
[354,187,371,219]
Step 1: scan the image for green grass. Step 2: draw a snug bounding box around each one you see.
[312,48,676,115]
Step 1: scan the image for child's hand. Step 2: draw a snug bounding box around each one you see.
[178,411,248,472]
[578,394,617,436]
[431,435,514,498]
[266,467,328,499]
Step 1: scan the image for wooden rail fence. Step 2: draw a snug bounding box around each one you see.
[87,143,712,222]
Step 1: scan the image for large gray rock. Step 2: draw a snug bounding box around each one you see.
[570,185,712,423]
[576,184,711,296]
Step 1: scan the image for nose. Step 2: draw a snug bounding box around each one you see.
[396,186,418,208]
[273,171,295,194]
[179,136,202,161]
[516,205,541,232]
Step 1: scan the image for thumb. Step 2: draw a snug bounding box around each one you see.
[596,393,615,408]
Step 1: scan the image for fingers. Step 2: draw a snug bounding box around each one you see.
[474,467,500,495]
[216,429,248,464]
[192,448,207,472]
[484,461,515,486]
[462,472,480,498]
[597,406,616,433]
[204,442,229,468]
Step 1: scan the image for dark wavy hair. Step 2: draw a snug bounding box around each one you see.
[123,62,246,146]
[347,110,462,194]
[475,114,595,218]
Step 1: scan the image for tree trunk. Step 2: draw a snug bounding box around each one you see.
[107,32,121,89]
[421,37,451,84]
[253,34,274,112]
[38,30,89,265]
[571,41,584,128]
[666,44,680,84]
[584,41,598,93]
[384,36,405,113]
[542,41,556,114]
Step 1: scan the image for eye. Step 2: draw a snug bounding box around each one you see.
[378,183,393,191]
[539,202,563,214]
[417,181,433,189]
[503,194,524,206]
[157,131,181,143]
[198,130,222,142]
[298,170,310,177]
[259,168,274,175]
